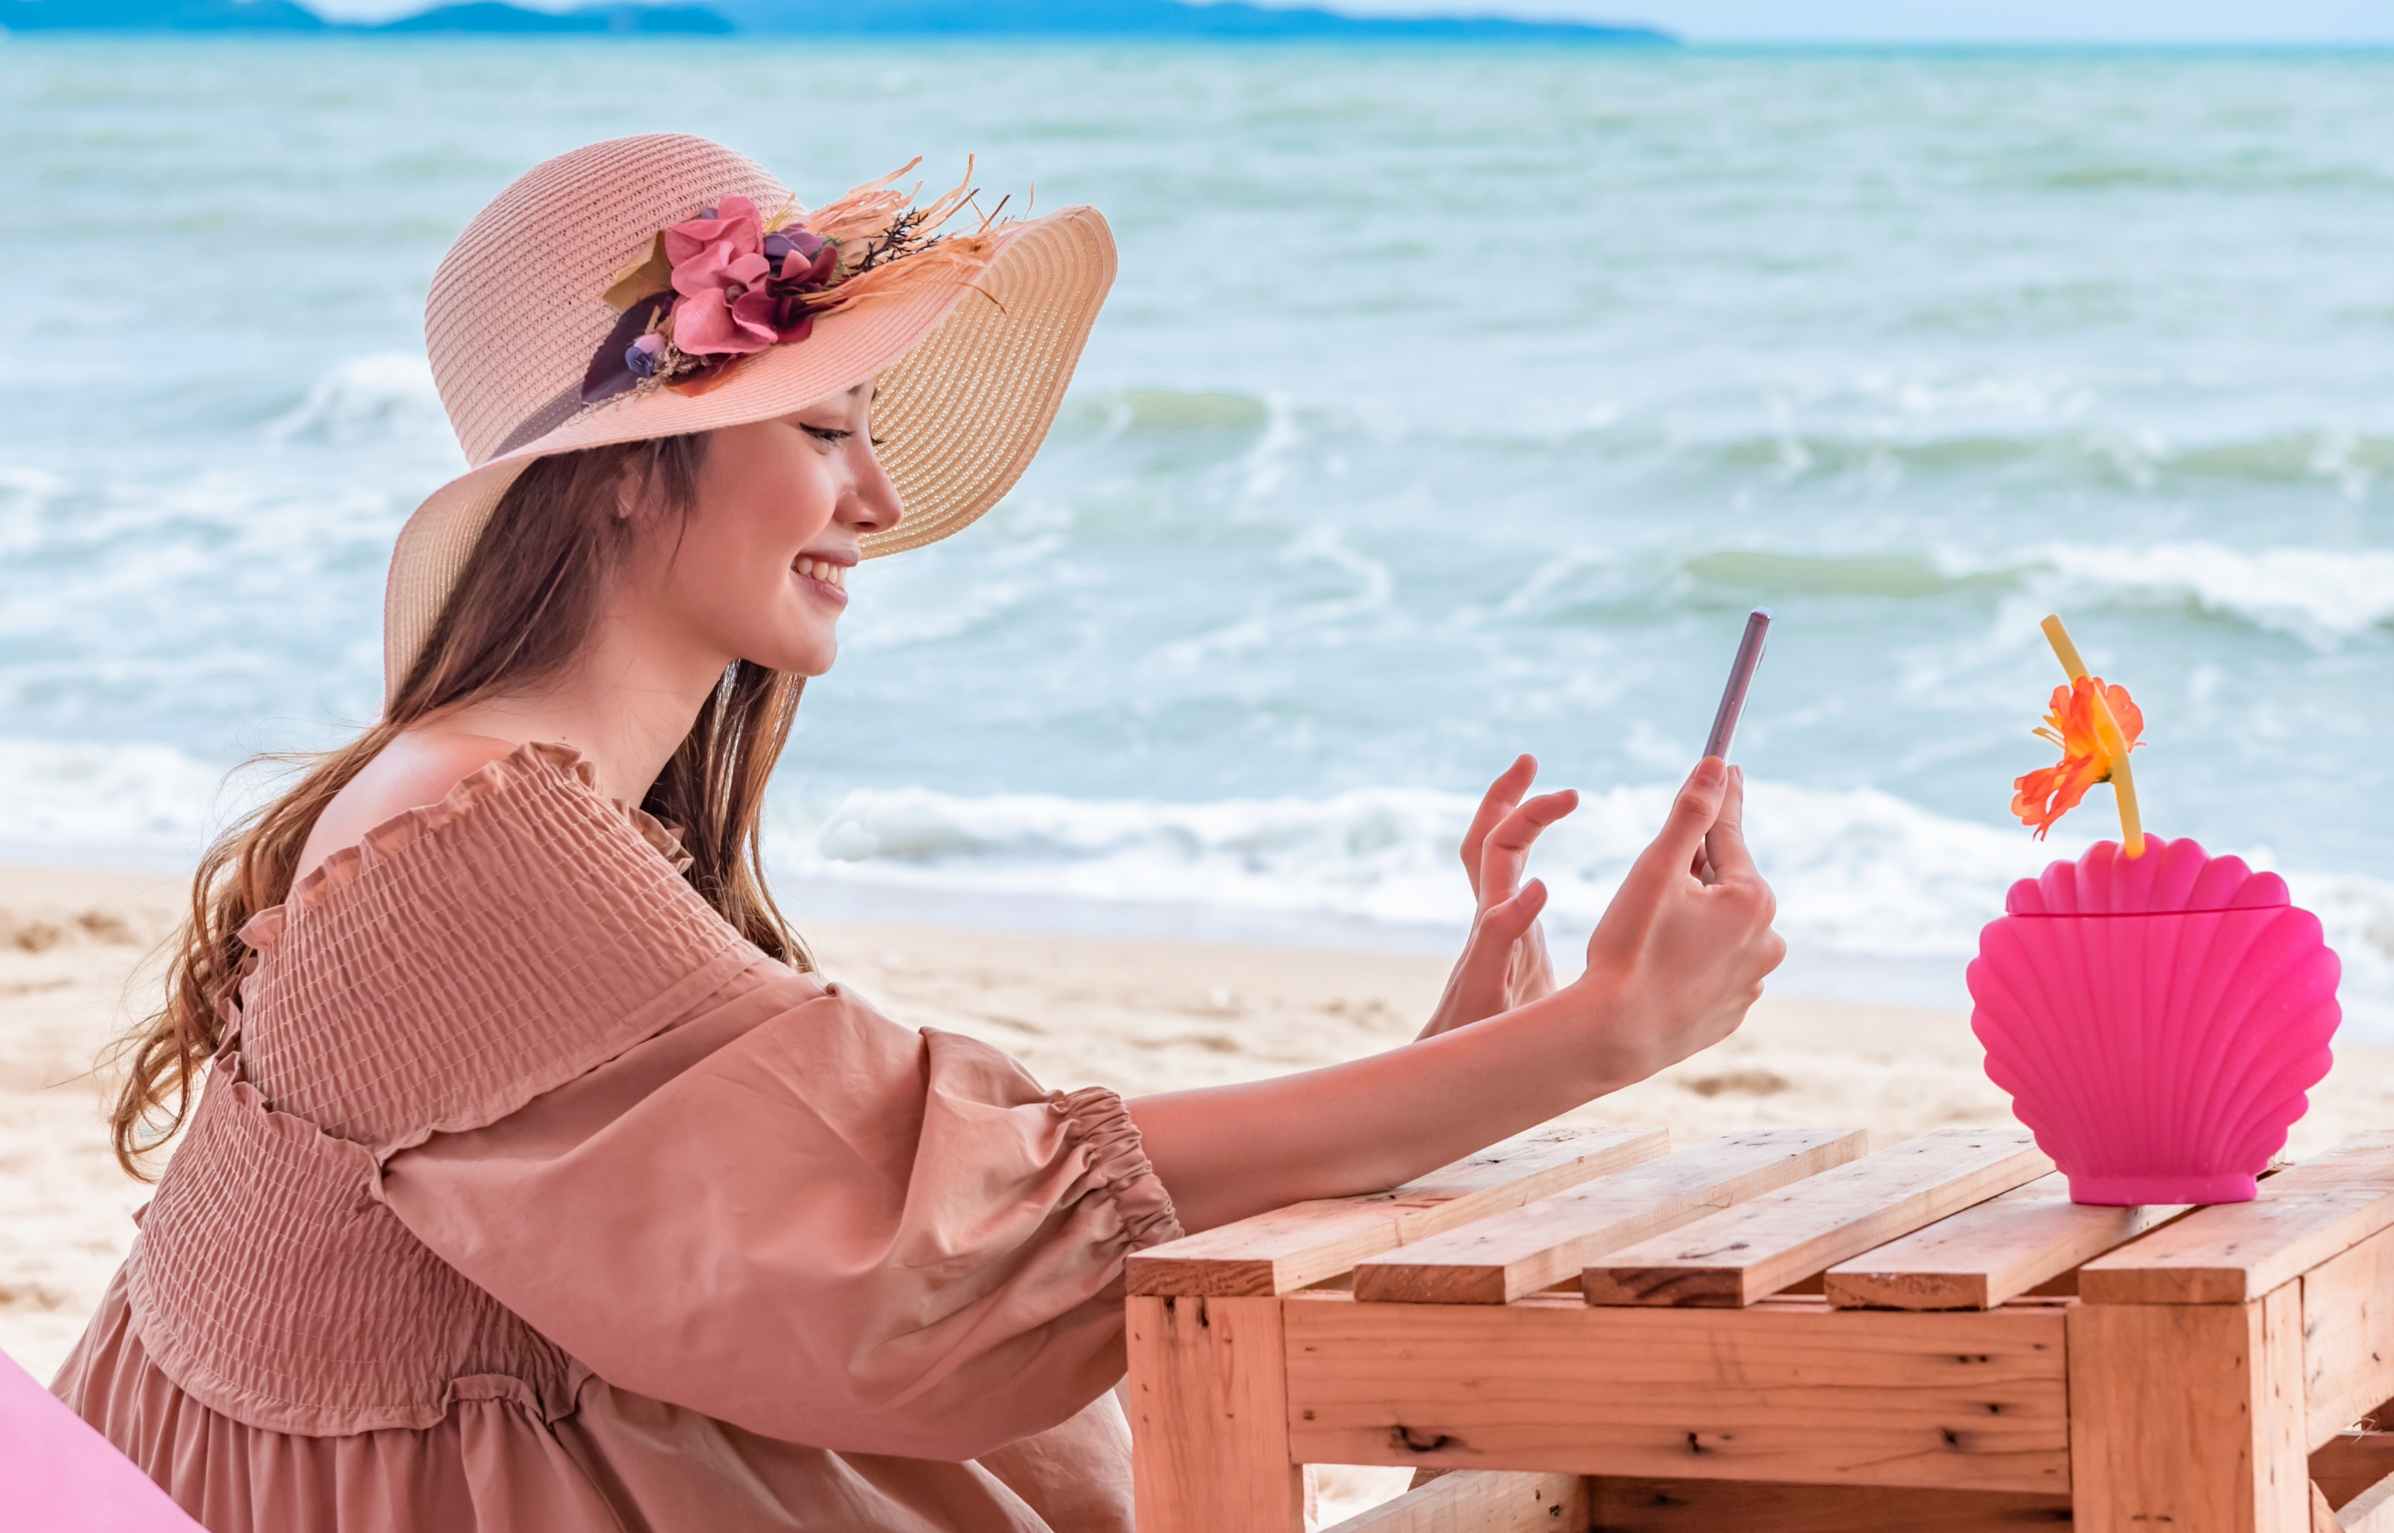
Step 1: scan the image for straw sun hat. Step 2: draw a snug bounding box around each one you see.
[383,131,1117,711]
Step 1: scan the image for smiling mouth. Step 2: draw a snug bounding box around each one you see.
[791,556,848,606]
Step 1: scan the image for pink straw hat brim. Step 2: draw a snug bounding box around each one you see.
[383,201,1115,711]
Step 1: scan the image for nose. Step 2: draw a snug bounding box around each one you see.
[835,439,905,539]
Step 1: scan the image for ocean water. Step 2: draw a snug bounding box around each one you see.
[5,39,2392,1027]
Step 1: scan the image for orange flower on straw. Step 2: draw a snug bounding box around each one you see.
[2010,674,2145,839]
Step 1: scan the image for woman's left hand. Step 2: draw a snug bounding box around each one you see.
[1417,754,1576,1042]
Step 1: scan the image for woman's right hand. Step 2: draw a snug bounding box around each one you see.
[1129,756,1784,1229]
[1570,755,1785,1090]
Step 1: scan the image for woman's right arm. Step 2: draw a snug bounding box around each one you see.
[1127,756,1784,1235]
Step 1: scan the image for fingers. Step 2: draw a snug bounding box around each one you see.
[1625,756,1729,897]
[1703,764,1761,885]
[1478,877,1548,943]
[1479,788,1579,907]
[1439,878,1550,1030]
[1459,754,1536,898]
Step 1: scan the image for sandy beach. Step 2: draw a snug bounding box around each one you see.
[9,857,2392,1522]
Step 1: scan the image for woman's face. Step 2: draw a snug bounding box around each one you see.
[622,379,899,678]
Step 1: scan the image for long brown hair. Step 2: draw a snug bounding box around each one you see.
[103,431,821,1179]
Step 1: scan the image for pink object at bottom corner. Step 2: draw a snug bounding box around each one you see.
[0,1344,204,1531]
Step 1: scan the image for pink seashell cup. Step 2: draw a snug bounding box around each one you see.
[1966,834,2342,1205]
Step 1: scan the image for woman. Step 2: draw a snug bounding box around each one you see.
[53,132,1785,1530]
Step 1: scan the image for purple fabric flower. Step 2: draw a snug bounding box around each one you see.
[733,286,817,346]
[764,226,829,268]
[774,240,838,291]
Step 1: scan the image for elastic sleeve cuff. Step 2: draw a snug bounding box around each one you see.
[1049,1085,1186,1252]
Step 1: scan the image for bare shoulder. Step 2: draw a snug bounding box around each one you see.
[291,731,530,887]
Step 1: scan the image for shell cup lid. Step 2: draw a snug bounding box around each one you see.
[2004,834,2291,917]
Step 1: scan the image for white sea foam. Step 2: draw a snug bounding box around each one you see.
[1153,523,1396,668]
[0,466,67,559]
[1228,388,1308,520]
[2015,541,2394,644]
[12,734,2380,1025]
[777,770,2394,1031]
[0,737,247,864]
[1655,539,2394,648]
[259,352,447,447]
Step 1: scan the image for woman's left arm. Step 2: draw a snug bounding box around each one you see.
[374,967,1185,1463]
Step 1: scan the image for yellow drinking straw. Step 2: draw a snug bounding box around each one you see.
[2040,613,2144,858]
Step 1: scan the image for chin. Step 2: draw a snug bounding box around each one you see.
[785,641,839,677]
[730,630,836,675]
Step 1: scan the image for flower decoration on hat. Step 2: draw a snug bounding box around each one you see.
[579,155,1017,407]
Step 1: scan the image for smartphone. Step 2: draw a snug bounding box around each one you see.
[1702,608,1771,762]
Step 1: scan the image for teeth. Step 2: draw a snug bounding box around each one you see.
[793,557,844,588]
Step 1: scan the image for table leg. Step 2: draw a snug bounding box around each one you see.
[1127,1295,1306,1533]
[2070,1285,2311,1532]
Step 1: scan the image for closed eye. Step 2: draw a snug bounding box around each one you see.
[803,425,889,448]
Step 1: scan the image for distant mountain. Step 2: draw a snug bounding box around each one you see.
[2,0,731,27]
[374,1,730,31]
[2,0,1672,43]
[712,1,1675,44]
[3,0,331,28]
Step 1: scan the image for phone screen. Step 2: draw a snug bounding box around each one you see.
[1702,609,1771,762]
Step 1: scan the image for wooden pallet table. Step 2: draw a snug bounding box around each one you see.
[1123,1124,2394,1532]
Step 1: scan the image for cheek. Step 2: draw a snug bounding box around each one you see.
[721,446,841,553]
[672,455,841,603]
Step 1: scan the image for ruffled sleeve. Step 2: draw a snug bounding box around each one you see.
[371,960,1186,1462]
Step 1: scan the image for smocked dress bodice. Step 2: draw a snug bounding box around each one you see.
[52,738,1185,1531]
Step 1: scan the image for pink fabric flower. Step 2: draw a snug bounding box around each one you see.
[661,195,763,267]
[585,198,846,397]
[654,197,841,361]
[668,241,776,356]
[671,292,774,356]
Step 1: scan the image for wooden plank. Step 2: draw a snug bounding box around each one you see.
[2346,1474,2394,1533]
[2307,1226,2394,1450]
[1582,1128,2050,1307]
[1127,1125,1667,1297]
[2317,1427,2394,1508]
[2080,1133,2394,1306]
[1825,1171,2185,1310]
[2321,1482,2349,1533]
[2069,1285,2311,1533]
[1126,1295,1305,1533]
[1323,1469,1588,1532]
[1282,1291,2068,1494]
[1354,1129,1866,1305]
[1585,1478,2071,1529]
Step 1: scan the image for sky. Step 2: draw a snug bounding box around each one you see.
[291,0,2394,42]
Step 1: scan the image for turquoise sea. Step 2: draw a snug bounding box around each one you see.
[5,38,2391,1027]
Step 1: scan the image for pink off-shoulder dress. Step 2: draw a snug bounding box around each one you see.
[50,738,1187,1531]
